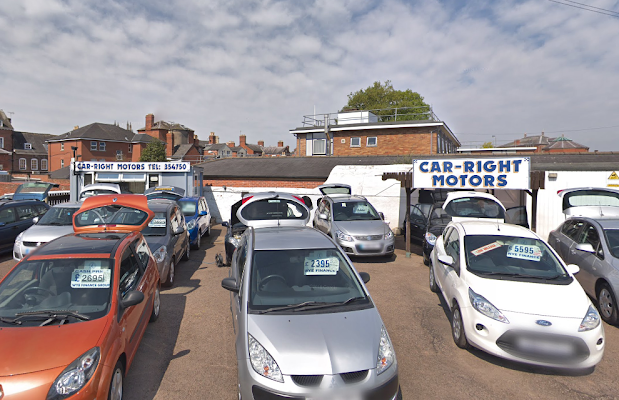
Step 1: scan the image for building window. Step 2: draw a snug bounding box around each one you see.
[19,158,26,170]
[313,139,326,155]
[0,137,4,148]
[91,141,97,151]
[0,165,3,170]
[367,137,378,147]
[61,159,64,168]
[350,137,361,147]
[61,143,64,151]
[128,144,132,153]
[41,159,48,170]
[116,150,123,160]
[24,143,32,150]
[31,159,38,170]
[99,142,106,151]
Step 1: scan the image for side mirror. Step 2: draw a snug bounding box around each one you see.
[222,221,229,227]
[575,243,595,254]
[566,264,580,275]
[200,210,207,216]
[302,196,313,210]
[438,254,454,266]
[221,277,239,293]
[359,272,370,284]
[379,212,385,220]
[318,213,328,220]
[32,217,39,224]
[121,290,144,309]
[174,226,185,235]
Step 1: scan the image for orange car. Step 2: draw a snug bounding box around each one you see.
[0,194,161,400]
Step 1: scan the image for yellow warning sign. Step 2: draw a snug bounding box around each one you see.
[608,171,619,187]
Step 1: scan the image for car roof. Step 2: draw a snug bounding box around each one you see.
[455,221,539,239]
[252,226,336,251]
[32,233,130,257]
[578,217,619,229]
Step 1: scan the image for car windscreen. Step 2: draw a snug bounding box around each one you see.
[445,198,505,219]
[464,235,571,283]
[146,193,182,202]
[14,183,53,194]
[248,248,371,314]
[38,206,79,226]
[240,199,308,221]
[74,205,149,227]
[605,229,619,258]
[179,200,197,216]
[142,212,167,236]
[0,258,112,325]
[333,201,380,221]
[563,190,619,209]
[79,189,118,200]
[429,206,451,226]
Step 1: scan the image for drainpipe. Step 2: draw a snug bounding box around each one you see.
[324,114,331,156]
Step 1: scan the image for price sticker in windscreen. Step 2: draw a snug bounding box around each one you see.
[71,266,111,288]
[304,257,340,275]
[506,244,542,262]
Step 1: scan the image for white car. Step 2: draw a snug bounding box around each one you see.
[430,220,605,369]
[442,191,506,223]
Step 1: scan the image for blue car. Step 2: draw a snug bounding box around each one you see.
[178,197,211,249]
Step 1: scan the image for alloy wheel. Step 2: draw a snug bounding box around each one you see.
[599,288,614,319]
[110,367,123,400]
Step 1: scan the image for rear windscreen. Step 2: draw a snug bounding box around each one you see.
[563,190,619,209]
[240,199,308,221]
[75,205,149,227]
[444,198,505,219]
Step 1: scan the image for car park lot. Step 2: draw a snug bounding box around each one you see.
[1,227,619,399]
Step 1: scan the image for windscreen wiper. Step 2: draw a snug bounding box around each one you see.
[14,310,90,326]
[477,271,565,280]
[292,296,368,312]
[258,301,328,314]
[0,316,22,325]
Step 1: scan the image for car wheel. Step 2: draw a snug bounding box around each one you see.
[107,361,124,400]
[182,242,190,261]
[429,262,438,293]
[149,286,160,322]
[163,260,175,288]
[395,386,403,400]
[451,302,470,349]
[192,233,201,250]
[597,282,619,325]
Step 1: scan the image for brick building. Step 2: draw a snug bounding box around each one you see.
[137,114,202,163]
[290,109,459,157]
[0,110,13,171]
[202,133,291,158]
[0,110,54,175]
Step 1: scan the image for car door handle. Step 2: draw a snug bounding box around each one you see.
[555,238,560,242]
[570,250,576,255]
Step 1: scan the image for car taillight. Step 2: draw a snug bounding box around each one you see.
[242,196,253,204]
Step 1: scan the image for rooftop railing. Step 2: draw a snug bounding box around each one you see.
[301,106,439,127]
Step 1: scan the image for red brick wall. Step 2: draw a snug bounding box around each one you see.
[0,130,13,171]
[331,128,440,156]
[49,140,133,171]
[203,179,324,188]
[297,134,306,156]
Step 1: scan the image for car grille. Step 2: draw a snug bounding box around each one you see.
[354,235,383,241]
[496,330,590,364]
[23,241,45,247]
[340,370,368,384]
[291,375,322,387]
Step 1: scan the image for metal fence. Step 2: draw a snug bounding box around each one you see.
[48,190,70,205]
[301,106,439,127]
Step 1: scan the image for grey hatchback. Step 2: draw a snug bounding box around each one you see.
[143,200,190,287]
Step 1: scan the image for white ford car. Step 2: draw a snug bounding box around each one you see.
[430,220,605,369]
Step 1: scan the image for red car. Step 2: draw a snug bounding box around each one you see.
[0,194,161,400]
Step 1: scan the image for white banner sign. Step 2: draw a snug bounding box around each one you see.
[74,161,190,173]
[412,157,531,190]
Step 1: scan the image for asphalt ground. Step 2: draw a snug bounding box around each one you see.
[1,227,619,399]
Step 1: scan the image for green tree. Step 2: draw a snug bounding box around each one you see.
[481,141,494,148]
[341,80,431,121]
[139,140,167,162]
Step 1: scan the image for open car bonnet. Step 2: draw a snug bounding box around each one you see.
[73,194,154,234]
[558,187,619,218]
[236,192,310,228]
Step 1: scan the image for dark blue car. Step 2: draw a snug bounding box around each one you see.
[178,197,211,249]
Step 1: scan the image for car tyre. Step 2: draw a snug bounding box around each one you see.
[108,361,124,400]
[192,232,201,250]
[451,302,470,349]
[182,242,190,261]
[423,251,430,266]
[163,260,175,288]
[429,262,438,293]
[149,286,160,322]
[597,282,619,325]
[395,386,403,400]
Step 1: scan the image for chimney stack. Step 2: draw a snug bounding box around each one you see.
[166,132,173,157]
[227,141,235,148]
[258,140,264,147]
[278,140,284,148]
[209,132,216,145]
[145,114,154,131]
[239,134,246,146]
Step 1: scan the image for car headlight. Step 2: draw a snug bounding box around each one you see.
[425,232,437,245]
[153,245,167,263]
[248,334,283,382]
[186,219,196,230]
[579,305,601,332]
[227,235,241,248]
[15,232,24,245]
[376,326,395,375]
[385,230,394,240]
[336,230,354,242]
[469,288,509,323]
[47,347,100,399]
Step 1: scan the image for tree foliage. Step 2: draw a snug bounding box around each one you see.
[139,140,167,162]
[341,80,431,121]
[481,141,494,148]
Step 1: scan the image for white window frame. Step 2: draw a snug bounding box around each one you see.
[350,137,361,147]
[24,143,32,150]
[61,143,64,151]
[91,141,97,151]
[128,144,132,153]
[99,142,106,151]
[61,159,65,168]
[0,137,4,149]
[41,159,48,170]
[31,159,38,170]
[313,139,327,155]
[367,137,378,147]
[19,158,26,170]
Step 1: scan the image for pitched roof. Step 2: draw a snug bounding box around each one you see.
[262,146,289,155]
[132,134,160,144]
[49,165,70,179]
[246,144,263,153]
[139,121,193,132]
[48,123,135,143]
[203,143,230,152]
[502,134,552,147]
[171,144,196,159]
[0,110,13,131]
[13,132,55,155]
[544,136,588,150]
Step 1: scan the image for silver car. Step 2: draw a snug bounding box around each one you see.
[13,202,81,260]
[313,184,395,257]
[549,187,619,325]
[221,194,401,399]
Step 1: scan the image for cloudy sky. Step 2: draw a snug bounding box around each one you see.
[1,0,618,150]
